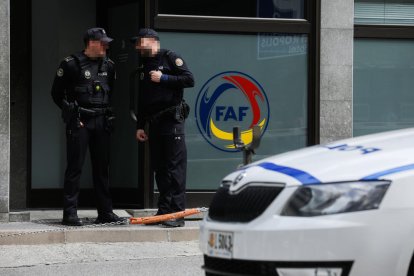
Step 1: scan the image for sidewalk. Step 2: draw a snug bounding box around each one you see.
[0,209,204,246]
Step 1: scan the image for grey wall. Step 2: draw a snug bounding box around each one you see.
[0,0,10,221]
[320,0,354,144]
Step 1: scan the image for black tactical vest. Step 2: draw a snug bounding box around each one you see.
[72,52,111,108]
[139,50,182,114]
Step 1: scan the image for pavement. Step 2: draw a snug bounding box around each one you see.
[0,209,205,246]
[0,241,204,276]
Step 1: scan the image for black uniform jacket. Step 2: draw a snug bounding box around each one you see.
[136,49,194,130]
[51,51,115,110]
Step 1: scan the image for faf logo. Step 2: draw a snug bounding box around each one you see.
[195,71,270,152]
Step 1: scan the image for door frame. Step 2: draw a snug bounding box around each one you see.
[28,0,146,209]
[26,0,320,210]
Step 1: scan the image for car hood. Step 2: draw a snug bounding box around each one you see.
[223,128,414,188]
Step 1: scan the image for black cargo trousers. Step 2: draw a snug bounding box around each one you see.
[148,116,187,215]
[63,115,113,216]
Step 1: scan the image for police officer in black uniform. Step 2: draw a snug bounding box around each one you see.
[51,28,124,226]
[132,28,194,227]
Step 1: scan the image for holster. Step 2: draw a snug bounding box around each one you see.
[145,101,190,124]
[181,100,190,119]
[62,99,79,125]
[105,109,116,132]
[77,105,115,132]
[175,100,190,122]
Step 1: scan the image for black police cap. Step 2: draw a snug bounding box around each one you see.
[130,28,159,43]
[84,28,113,44]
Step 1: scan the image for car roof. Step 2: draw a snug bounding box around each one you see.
[227,128,414,185]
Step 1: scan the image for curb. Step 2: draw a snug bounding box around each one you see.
[0,209,205,245]
[0,223,200,246]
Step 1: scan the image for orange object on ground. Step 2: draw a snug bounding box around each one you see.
[129,208,207,225]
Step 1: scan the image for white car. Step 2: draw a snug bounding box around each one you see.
[199,128,414,276]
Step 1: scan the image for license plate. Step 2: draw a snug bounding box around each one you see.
[207,230,234,259]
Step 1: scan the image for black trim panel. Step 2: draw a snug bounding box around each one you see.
[10,0,32,209]
[306,0,320,145]
[155,15,310,33]
[355,24,414,39]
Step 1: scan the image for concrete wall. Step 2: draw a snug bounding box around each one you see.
[0,0,10,221]
[320,0,354,144]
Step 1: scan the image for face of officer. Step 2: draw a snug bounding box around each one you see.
[135,37,160,57]
[85,40,108,58]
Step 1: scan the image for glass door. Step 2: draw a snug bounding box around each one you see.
[106,0,144,208]
[30,0,145,208]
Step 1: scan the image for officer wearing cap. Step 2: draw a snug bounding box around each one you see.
[51,27,124,226]
[132,28,194,227]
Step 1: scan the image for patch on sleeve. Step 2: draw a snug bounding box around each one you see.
[57,68,64,77]
[175,58,184,67]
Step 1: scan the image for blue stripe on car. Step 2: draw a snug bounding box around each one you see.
[361,164,414,180]
[254,162,321,184]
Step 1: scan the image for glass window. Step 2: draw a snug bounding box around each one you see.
[31,0,96,189]
[159,32,308,190]
[158,0,305,19]
[354,39,414,136]
[355,0,414,25]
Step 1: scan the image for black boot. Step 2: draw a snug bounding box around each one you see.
[145,210,164,226]
[94,212,126,224]
[62,214,83,226]
[162,218,185,228]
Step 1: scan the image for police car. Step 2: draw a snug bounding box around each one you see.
[199,128,414,276]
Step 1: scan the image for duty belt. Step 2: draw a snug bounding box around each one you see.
[78,107,110,116]
[144,104,178,123]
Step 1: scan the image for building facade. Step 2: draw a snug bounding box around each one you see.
[0,0,10,221]
[4,0,412,220]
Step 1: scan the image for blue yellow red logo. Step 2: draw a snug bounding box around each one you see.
[195,71,270,152]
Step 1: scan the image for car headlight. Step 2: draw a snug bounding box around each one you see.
[281,180,390,216]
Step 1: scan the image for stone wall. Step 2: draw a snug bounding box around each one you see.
[0,0,10,221]
[320,0,354,144]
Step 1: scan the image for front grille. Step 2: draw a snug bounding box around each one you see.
[203,255,353,276]
[208,184,284,222]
